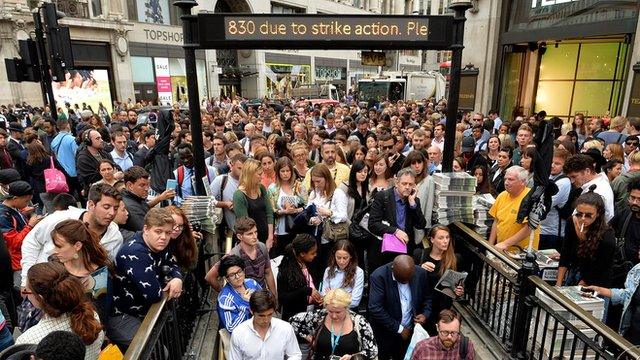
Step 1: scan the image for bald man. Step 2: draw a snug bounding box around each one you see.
[369,255,432,360]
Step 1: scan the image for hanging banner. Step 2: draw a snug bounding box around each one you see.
[154,57,173,106]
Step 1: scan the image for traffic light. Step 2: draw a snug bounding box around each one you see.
[42,2,74,82]
[4,39,41,82]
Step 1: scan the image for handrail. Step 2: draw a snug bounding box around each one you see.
[529,276,640,359]
[451,221,521,270]
[124,294,169,360]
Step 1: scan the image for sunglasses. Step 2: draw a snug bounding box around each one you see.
[626,142,638,146]
[381,144,394,150]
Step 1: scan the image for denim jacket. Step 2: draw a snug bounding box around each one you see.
[611,263,640,335]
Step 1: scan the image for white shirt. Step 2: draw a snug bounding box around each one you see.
[110,149,134,171]
[432,137,445,152]
[16,313,103,360]
[229,318,301,360]
[581,173,615,222]
[308,188,349,244]
[20,207,122,287]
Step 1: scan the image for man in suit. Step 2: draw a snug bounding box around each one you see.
[368,167,427,272]
[6,122,25,177]
[369,255,432,360]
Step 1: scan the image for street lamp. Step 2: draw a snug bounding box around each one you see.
[441,0,472,172]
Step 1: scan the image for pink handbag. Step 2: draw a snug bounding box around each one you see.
[44,156,69,193]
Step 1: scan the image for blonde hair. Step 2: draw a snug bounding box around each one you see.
[239,158,262,194]
[323,288,351,309]
[583,139,604,153]
[629,151,640,166]
[611,116,627,129]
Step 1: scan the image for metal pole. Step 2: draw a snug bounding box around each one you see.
[174,0,205,196]
[510,252,538,359]
[442,1,471,172]
[33,9,57,119]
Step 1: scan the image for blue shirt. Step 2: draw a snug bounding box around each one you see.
[394,189,408,231]
[392,274,413,332]
[50,131,78,177]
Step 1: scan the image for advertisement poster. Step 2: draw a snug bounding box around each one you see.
[136,0,170,25]
[154,57,173,105]
[51,69,113,114]
[171,76,188,104]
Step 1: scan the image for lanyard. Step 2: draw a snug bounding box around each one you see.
[330,322,342,355]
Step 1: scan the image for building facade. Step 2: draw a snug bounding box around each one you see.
[449,0,640,121]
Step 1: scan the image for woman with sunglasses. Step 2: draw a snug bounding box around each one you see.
[217,255,262,333]
[556,191,615,288]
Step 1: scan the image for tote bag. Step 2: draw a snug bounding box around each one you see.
[44,156,69,193]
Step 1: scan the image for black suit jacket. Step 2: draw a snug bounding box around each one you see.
[368,263,432,334]
[7,138,25,176]
[368,187,426,244]
[489,164,507,194]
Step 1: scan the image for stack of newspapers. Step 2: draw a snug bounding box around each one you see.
[180,196,222,234]
[472,194,495,236]
[431,173,476,225]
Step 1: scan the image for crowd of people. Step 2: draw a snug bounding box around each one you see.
[0,95,639,359]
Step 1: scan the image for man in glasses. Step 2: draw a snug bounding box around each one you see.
[410,309,475,359]
[563,154,614,222]
[379,134,406,174]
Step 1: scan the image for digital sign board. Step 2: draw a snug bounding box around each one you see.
[196,14,454,50]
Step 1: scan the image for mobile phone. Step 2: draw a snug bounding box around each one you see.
[166,179,178,191]
[410,188,416,196]
[580,287,594,293]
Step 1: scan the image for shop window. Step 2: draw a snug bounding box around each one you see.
[127,0,180,25]
[538,44,578,80]
[571,81,614,116]
[131,57,155,83]
[535,40,628,118]
[535,81,573,117]
[499,52,524,121]
[576,43,619,80]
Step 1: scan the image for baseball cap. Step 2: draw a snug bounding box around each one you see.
[461,136,475,153]
[7,181,33,197]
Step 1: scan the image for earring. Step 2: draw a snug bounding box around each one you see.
[72,253,79,260]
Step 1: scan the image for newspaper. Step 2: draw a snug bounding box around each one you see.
[435,269,468,299]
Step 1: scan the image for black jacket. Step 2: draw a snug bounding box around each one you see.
[277,264,312,322]
[368,187,426,245]
[76,145,114,192]
[133,146,150,167]
[121,189,149,232]
[368,263,432,334]
[489,164,507,194]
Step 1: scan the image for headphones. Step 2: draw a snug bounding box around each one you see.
[83,129,93,146]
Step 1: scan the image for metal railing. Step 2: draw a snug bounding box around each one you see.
[450,222,640,360]
[124,278,199,360]
[123,231,221,360]
[453,221,521,350]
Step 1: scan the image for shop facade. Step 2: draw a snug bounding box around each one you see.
[493,0,639,121]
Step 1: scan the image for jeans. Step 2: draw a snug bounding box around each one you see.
[0,325,14,352]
